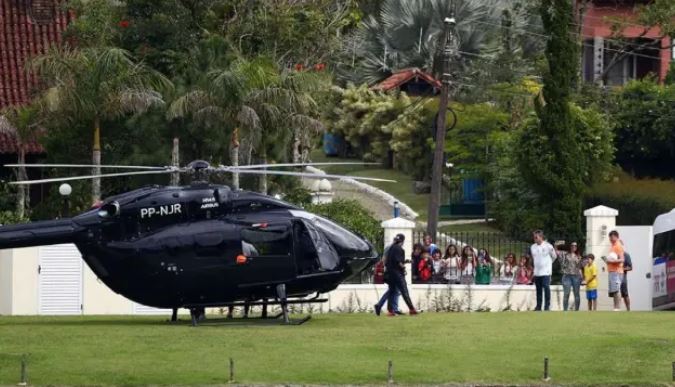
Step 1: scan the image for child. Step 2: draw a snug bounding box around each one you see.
[410,243,423,283]
[475,255,492,285]
[460,245,476,284]
[499,253,516,284]
[431,250,444,283]
[515,255,532,285]
[417,251,433,283]
[443,245,461,284]
[583,254,598,311]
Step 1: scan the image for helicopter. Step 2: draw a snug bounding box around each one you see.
[0,160,394,325]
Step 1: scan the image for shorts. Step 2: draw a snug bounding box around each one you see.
[620,275,629,298]
[586,289,597,300]
[608,272,624,296]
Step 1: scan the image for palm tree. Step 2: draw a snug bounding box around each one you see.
[31,46,172,203]
[0,102,43,218]
[338,0,527,85]
[169,56,324,194]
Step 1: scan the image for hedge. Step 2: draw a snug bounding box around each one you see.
[585,175,675,225]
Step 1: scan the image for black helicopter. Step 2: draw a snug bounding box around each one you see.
[0,160,393,325]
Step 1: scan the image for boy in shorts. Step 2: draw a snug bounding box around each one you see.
[582,254,598,311]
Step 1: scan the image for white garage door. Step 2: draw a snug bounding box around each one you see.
[133,303,172,315]
[38,244,83,315]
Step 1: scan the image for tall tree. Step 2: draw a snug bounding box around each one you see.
[516,0,584,240]
[32,46,172,203]
[169,54,324,194]
[339,0,513,85]
[0,102,44,218]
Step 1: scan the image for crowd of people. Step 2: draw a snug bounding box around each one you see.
[374,230,632,316]
[408,235,535,286]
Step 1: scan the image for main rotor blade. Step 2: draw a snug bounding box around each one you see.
[5,163,168,170]
[9,170,179,185]
[233,162,381,170]
[225,168,396,183]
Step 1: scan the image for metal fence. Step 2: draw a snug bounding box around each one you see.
[343,230,582,285]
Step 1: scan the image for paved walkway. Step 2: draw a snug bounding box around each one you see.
[303,178,395,221]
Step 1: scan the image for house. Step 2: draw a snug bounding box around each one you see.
[580,0,673,85]
[370,68,441,96]
[0,0,72,195]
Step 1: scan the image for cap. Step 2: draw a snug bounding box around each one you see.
[394,233,405,243]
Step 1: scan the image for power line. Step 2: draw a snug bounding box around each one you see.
[471,19,667,62]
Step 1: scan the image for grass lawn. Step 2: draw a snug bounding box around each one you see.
[439,221,502,234]
[1,313,673,385]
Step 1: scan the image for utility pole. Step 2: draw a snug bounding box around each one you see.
[427,17,457,241]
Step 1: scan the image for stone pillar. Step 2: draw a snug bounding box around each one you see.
[381,217,416,284]
[584,205,618,311]
[311,179,334,205]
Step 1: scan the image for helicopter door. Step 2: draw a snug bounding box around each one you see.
[294,220,340,274]
[239,223,295,285]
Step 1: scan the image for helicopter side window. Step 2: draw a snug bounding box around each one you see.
[241,227,292,257]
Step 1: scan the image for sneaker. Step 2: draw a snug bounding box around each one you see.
[409,309,419,315]
[374,304,382,316]
[387,311,397,317]
[613,308,621,312]
[394,310,404,315]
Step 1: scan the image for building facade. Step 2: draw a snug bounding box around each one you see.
[580,0,672,85]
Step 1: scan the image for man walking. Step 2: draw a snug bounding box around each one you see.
[384,234,418,316]
[605,230,625,311]
[531,230,558,311]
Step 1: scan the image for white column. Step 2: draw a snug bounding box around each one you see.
[584,205,618,311]
[381,217,416,283]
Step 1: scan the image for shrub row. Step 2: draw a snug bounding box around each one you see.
[585,176,675,225]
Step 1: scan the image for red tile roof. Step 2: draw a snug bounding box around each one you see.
[370,68,442,92]
[0,0,72,154]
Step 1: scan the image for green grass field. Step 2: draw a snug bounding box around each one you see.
[1,313,673,385]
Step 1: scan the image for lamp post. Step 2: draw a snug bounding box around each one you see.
[59,183,72,218]
[393,201,400,218]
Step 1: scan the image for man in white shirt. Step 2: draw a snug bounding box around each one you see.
[530,230,558,311]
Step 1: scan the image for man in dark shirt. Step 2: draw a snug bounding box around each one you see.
[621,252,633,311]
[384,234,418,316]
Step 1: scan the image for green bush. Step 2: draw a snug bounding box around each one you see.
[586,173,675,225]
[305,199,383,247]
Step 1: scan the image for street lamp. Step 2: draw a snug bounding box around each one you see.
[393,201,400,218]
[59,183,72,217]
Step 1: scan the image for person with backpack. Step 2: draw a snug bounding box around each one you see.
[373,245,402,316]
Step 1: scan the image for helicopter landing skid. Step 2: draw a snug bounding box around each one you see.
[182,290,328,327]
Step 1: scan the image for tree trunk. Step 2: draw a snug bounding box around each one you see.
[92,116,102,204]
[292,129,301,164]
[171,137,180,186]
[259,149,267,195]
[16,145,27,219]
[231,128,240,190]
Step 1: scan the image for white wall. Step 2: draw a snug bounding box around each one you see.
[321,284,562,313]
[615,226,653,311]
[82,264,133,315]
[0,249,13,315]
